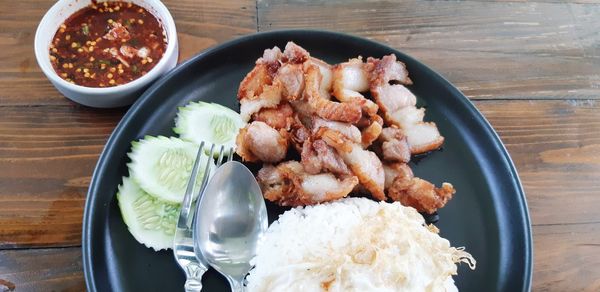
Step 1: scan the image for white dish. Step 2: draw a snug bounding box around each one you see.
[34,0,178,108]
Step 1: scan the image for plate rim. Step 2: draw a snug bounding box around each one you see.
[82,29,532,292]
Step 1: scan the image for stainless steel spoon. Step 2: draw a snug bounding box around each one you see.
[194,161,268,291]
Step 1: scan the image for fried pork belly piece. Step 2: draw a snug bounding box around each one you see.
[312,140,351,175]
[238,44,307,121]
[238,46,283,100]
[252,102,295,131]
[257,46,283,69]
[300,139,322,174]
[384,162,455,214]
[368,55,415,114]
[367,54,412,85]
[360,115,383,148]
[236,121,288,163]
[302,64,362,123]
[368,54,444,154]
[289,116,311,153]
[311,117,361,144]
[383,162,413,190]
[318,128,385,200]
[301,138,351,175]
[238,64,272,101]
[372,82,417,113]
[237,46,287,121]
[387,106,444,154]
[308,57,333,99]
[379,127,411,163]
[257,161,359,206]
[332,58,379,116]
[239,80,283,122]
[276,64,305,100]
[283,41,310,64]
[334,58,370,92]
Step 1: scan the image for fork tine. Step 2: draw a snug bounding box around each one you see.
[177,142,205,228]
[173,142,213,288]
[215,145,225,167]
[227,147,234,162]
[196,143,216,204]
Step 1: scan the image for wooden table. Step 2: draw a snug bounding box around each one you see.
[1,0,599,290]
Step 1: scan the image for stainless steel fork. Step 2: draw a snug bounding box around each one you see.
[173,142,233,292]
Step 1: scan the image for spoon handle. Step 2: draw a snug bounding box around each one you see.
[183,262,207,292]
[227,277,245,292]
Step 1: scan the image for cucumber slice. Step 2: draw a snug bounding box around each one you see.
[128,136,214,203]
[174,101,245,153]
[117,176,179,251]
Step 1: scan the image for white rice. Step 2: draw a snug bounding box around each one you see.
[246,197,475,292]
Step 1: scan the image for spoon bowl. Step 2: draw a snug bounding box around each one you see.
[194,161,268,291]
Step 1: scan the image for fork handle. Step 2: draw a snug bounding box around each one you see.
[184,262,207,292]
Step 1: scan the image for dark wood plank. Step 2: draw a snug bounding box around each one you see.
[533,223,600,291]
[0,106,123,248]
[0,0,257,106]
[258,0,600,100]
[465,0,600,4]
[0,247,84,292]
[166,0,257,61]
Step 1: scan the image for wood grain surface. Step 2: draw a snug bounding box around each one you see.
[0,248,83,292]
[0,0,599,291]
[0,106,123,248]
[258,0,600,100]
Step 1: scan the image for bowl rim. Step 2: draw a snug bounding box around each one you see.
[34,0,178,94]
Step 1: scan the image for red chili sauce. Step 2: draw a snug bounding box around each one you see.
[49,1,167,87]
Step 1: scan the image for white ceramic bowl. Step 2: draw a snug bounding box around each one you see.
[35,0,178,108]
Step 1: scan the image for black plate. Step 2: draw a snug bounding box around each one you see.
[83,30,532,291]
